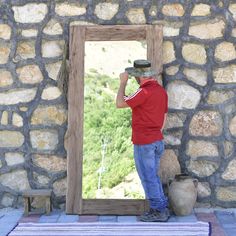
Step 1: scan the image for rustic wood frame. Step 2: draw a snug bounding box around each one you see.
[67,25,163,215]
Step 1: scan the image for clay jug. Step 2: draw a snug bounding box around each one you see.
[168,174,198,216]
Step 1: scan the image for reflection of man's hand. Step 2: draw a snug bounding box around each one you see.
[119,72,128,84]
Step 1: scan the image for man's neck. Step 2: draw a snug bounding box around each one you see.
[140,77,156,86]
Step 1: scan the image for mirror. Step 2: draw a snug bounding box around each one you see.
[67,25,163,214]
[83,41,147,199]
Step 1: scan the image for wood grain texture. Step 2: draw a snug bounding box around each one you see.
[23,189,52,197]
[85,25,146,41]
[82,199,147,215]
[66,26,85,214]
[147,25,163,82]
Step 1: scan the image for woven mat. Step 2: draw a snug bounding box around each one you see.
[9,221,211,236]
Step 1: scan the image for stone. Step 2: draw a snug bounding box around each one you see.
[229,4,236,20]
[159,149,181,184]
[19,107,28,112]
[162,4,184,16]
[189,111,223,136]
[17,65,43,84]
[12,113,23,127]
[224,103,236,115]
[163,26,180,37]
[197,182,211,198]
[16,41,35,59]
[31,197,48,209]
[207,90,234,105]
[55,3,86,16]
[222,159,236,180]
[1,194,14,207]
[0,43,10,64]
[188,160,219,177]
[213,65,236,83]
[30,130,58,151]
[0,88,37,105]
[187,140,219,158]
[0,70,13,87]
[188,20,225,39]
[41,86,62,100]
[218,1,224,8]
[183,68,207,86]
[42,40,64,58]
[0,24,11,40]
[43,19,63,35]
[0,170,30,191]
[1,111,8,125]
[194,202,212,208]
[224,141,234,158]
[182,43,206,65]
[12,4,48,23]
[45,61,62,80]
[0,131,24,147]
[163,41,175,64]
[167,81,201,109]
[164,135,180,146]
[53,178,66,196]
[70,21,95,26]
[165,66,179,76]
[232,28,236,37]
[229,115,236,136]
[5,152,24,166]
[165,113,186,129]
[126,8,146,24]
[21,29,38,37]
[191,4,211,16]
[33,154,66,172]
[31,105,67,125]
[217,187,236,201]
[95,3,119,20]
[215,42,236,61]
[33,173,50,185]
[149,6,157,16]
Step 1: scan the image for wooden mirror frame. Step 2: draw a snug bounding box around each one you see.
[66,25,163,215]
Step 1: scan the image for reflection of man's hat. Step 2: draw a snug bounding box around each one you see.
[125,59,157,77]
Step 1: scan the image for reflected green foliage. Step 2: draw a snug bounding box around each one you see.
[83,72,138,198]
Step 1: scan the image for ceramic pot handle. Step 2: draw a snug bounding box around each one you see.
[193,178,198,188]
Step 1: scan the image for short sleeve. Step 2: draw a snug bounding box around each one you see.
[124,88,147,108]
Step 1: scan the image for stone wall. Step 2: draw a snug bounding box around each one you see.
[0,0,235,209]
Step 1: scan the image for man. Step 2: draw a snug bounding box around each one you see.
[116,59,169,222]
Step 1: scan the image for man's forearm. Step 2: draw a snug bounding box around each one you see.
[116,82,128,108]
[161,113,167,132]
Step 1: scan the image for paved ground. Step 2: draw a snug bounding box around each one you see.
[0,207,236,236]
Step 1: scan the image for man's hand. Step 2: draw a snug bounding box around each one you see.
[116,72,129,108]
[119,72,129,84]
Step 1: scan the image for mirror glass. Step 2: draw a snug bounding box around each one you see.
[83,41,147,199]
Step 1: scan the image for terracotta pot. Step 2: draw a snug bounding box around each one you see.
[168,174,198,216]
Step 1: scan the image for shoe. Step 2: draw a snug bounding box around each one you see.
[140,208,170,222]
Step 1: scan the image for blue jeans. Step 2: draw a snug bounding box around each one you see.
[134,140,168,211]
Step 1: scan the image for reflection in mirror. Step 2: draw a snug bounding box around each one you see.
[83,41,147,199]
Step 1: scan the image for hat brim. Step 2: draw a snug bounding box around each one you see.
[125,67,157,77]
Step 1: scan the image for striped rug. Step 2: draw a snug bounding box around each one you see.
[9,222,211,236]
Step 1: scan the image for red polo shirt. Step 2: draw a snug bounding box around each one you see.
[124,80,168,145]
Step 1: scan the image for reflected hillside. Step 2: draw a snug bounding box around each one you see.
[83,72,144,199]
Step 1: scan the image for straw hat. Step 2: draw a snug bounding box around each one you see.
[125,59,157,77]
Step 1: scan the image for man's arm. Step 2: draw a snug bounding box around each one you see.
[161,113,168,132]
[116,72,129,108]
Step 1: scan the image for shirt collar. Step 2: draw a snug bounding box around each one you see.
[140,78,156,86]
